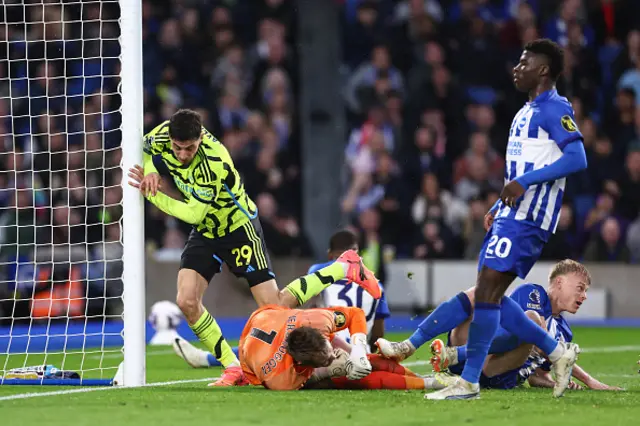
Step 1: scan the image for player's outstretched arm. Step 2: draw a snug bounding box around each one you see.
[571,363,623,391]
[128,163,209,225]
[147,191,209,225]
[528,367,585,390]
[528,369,582,389]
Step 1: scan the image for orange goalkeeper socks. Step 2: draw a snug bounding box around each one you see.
[331,371,426,390]
[367,354,418,377]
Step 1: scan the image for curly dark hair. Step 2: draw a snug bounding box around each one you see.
[524,39,564,81]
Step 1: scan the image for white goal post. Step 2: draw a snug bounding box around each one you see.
[0,0,145,386]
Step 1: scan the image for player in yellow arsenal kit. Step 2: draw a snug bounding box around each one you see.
[127,109,381,386]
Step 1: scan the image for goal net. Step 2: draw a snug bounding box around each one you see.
[0,0,144,386]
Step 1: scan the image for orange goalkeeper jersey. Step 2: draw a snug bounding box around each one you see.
[238,305,367,390]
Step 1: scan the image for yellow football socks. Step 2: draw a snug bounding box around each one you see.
[190,309,238,368]
[285,262,346,306]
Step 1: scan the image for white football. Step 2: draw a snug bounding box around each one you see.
[148,300,183,331]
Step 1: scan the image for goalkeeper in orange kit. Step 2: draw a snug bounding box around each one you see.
[238,304,429,391]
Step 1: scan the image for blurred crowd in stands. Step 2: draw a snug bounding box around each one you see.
[339,0,640,264]
[140,0,310,259]
[0,0,639,311]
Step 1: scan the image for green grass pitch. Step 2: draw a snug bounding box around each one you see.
[1,327,639,426]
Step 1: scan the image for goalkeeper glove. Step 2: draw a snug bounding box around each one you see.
[346,333,372,380]
[307,349,349,384]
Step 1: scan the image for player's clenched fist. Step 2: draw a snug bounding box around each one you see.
[500,180,526,208]
[128,164,162,197]
[346,333,372,380]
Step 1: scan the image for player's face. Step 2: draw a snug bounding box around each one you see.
[321,341,338,367]
[512,51,545,92]
[557,273,589,314]
[171,138,201,165]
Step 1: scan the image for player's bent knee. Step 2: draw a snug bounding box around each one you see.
[476,267,516,303]
[449,319,472,346]
[249,279,282,307]
[175,293,199,321]
[464,288,476,307]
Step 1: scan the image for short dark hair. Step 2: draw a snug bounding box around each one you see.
[524,39,564,81]
[286,326,327,364]
[329,230,358,252]
[168,109,202,142]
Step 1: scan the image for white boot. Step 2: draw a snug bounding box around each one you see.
[172,337,210,368]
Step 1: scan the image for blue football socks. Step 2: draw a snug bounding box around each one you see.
[460,302,501,384]
[207,346,240,367]
[409,292,472,349]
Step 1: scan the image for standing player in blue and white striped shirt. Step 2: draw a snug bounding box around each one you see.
[377,39,588,400]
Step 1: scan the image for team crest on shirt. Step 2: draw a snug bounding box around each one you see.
[527,289,542,310]
[561,115,578,132]
[529,289,541,304]
[334,311,346,328]
[517,114,528,130]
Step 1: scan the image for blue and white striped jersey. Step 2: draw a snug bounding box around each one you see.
[510,283,573,374]
[495,89,583,232]
[509,283,573,344]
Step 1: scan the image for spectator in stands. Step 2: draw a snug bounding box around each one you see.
[255,192,311,257]
[355,207,387,278]
[588,134,619,193]
[618,58,640,107]
[412,172,468,237]
[346,118,392,177]
[342,0,383,70]
[453,132,504,186]
[612,147,640,221]
[604,88,636,160]
[463,195,488,260]
[544,0,595,48]
[584,192,618,231]
[612,29,640,85]
[402,126,447,194]
[413,219,455,260]
[541,203,579,261]
[454,156,501,203]
[626,214,640,263]
[584,216,631,262]
[345,44,404,115]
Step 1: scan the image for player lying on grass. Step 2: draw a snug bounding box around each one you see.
[238,304,430,391]
[172,229,390,368]
[128,109,381,386]
[378,260,622,392]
